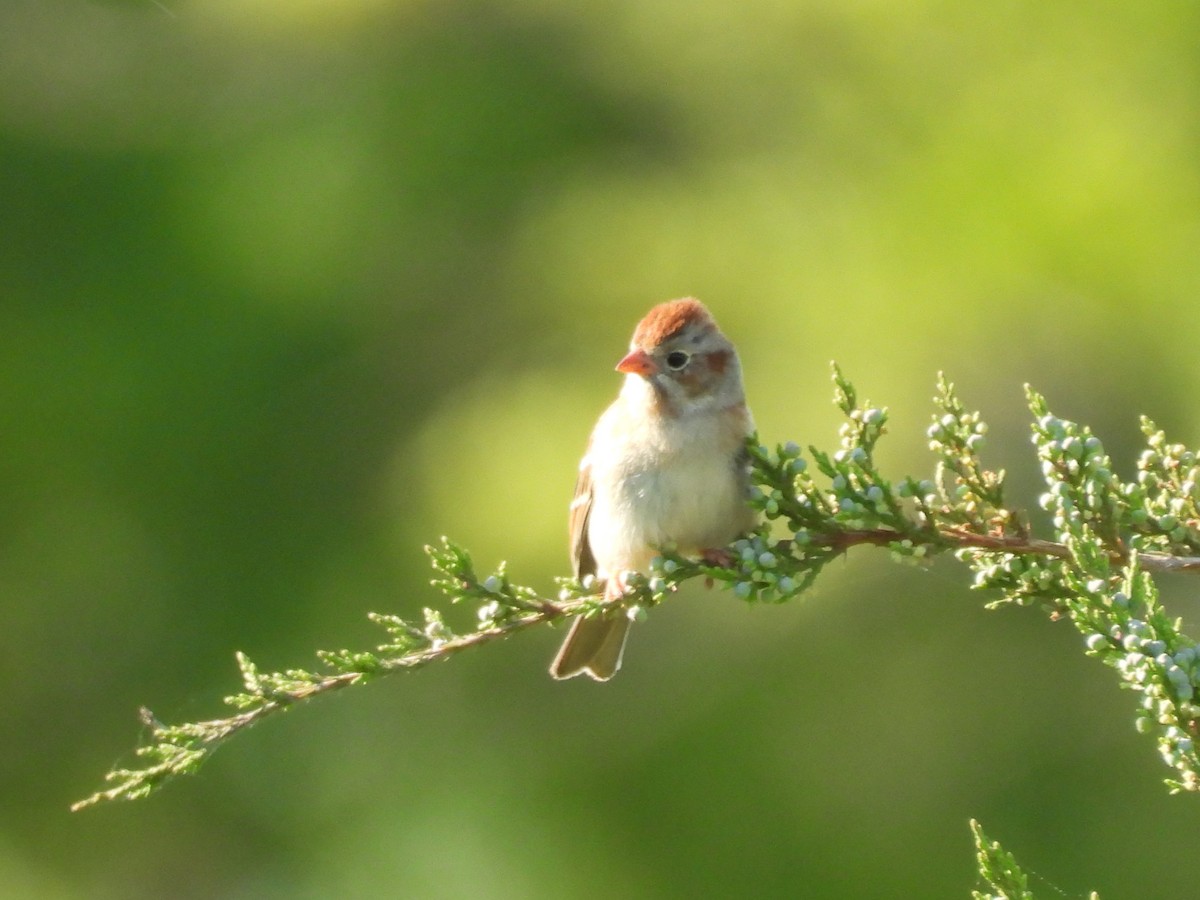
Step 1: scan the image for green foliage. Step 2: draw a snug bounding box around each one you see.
[970,819,1035,900]
[961,392,1200,791]
[72,538,593,812]
[74,363,1200,899]
[970,819,1100,900]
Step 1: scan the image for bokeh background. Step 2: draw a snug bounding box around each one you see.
[4,0,1200,896]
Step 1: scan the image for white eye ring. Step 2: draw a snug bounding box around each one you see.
[665,350,690,370]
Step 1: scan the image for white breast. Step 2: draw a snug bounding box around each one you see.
[583,397,755,578]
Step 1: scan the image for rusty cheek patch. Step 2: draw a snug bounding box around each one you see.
[704,349,730,375]
[673,365,712,398]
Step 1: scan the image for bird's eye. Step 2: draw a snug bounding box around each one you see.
[665,350,690,370]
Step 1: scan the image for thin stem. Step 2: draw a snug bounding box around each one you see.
[810,526,1200,573]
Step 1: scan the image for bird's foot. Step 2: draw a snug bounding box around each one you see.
[699,547,737,588]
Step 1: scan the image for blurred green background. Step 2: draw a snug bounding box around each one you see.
[4,0,1200,896]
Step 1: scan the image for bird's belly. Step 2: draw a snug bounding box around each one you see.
[588,451,751,576]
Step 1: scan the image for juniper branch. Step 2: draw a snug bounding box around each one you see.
[71,567,608,812]
[74,364,1200,811]
[970,819,1099,900]
[971,819,1036,900]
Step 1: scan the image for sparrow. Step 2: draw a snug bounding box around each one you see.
[549,298,757,681]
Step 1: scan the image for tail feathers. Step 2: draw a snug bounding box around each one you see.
[549,615,632,681]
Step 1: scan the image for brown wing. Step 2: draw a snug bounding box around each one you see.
[553,440,632,681]
[568,455,597,580]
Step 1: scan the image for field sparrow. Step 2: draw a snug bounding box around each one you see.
[550,298,757,681]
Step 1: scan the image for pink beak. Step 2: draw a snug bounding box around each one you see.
[616,349,656,376]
